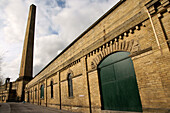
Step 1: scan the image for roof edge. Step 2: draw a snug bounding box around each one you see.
[34,0,126,78]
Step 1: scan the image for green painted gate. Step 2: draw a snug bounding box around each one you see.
[98,52,142,112]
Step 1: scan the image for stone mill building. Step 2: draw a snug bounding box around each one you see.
[1,0,170,113]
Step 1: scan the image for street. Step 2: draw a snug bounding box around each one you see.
[0,102,75,113]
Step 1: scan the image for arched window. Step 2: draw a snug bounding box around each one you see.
[51,81,53,98]
[40,85,44,99]
[35,88,37,99]
[68,73,73,97]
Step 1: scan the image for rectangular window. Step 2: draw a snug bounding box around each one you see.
[51,81,53,98]
[35,88,37,99]
[40,85,44,99]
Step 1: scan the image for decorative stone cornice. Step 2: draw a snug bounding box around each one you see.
[86,21,148,70]
[145,0,170,15]
[60,59,81,72]
[86,23,144,59]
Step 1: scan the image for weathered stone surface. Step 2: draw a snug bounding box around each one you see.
[1,0,170,113]
[24,0,170,112]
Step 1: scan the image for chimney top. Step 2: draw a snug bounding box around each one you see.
[30,4,36,7]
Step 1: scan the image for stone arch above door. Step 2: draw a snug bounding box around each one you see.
[90,39,140,70]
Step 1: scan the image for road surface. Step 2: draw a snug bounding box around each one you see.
[0,102,75,113]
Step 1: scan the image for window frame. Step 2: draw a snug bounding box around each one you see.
[35,88,37,99]
[68,73,73,97]
[40,85,44,99]
[50,81,54,98]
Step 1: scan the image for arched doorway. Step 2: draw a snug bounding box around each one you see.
[98,52,142,112]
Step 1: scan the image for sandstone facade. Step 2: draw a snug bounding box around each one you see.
[25,0,170,112]
[1,0,170,113]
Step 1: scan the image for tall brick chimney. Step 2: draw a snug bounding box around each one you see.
[19,4,36,80]
[16,4,36,101]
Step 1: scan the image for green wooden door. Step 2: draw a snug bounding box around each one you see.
[98,52,142,112]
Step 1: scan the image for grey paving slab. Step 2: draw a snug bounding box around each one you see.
[0,102,75,113]
[0,103,11,113]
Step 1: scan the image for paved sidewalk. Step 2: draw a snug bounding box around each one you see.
[0,103,11,113]
[0,102,75,113]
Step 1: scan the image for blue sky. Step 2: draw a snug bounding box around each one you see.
[0,0,119,82]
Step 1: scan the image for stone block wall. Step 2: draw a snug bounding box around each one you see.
[24,0,170,112]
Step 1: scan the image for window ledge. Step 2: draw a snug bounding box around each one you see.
[68,96,74,99]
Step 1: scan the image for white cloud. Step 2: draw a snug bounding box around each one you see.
[0,0,119,81]
[1,54,21,81]
[34,34,66,67]
[3,0,28,43]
